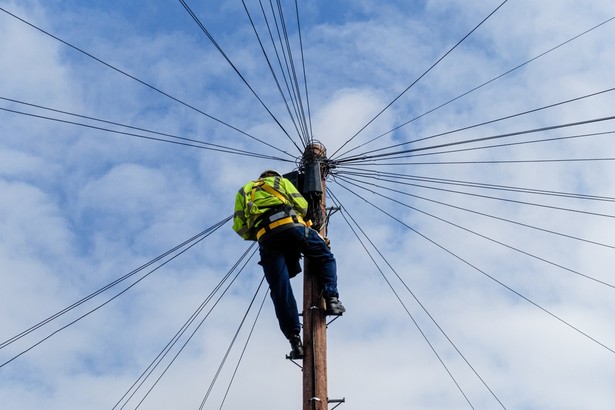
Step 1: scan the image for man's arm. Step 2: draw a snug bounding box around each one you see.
[232,186,253,240]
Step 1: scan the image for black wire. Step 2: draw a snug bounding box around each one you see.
[275,0,310,144]
[0,216,232,369]
[242,0,306,146]
[261,0,310,144]
[131,247,260,410]
[336,114,615,164]
[336,168,615,203]
[330,188,508,408]
[337,129,615,164]
[295,0,314,143]
[0,7,290,156]
[337,172,615,219]
[340,157,615,166]
[178,0,303,154]
[337,171,615,237]
[199,275,266,410]
[337,87,615,162]
[261,0,306,143]
[0,99,293,162]
[336,175,615,289]
[0,217,231,351]
[341,173,615,251]
[336,16,615,158]
[326,189,479,409]
[330,0,509,158]
[0,106,290,161]
[112,243,256,410]
[218,288,269,410]
[332,180,615,355]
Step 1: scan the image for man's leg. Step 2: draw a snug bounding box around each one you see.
[299,227,345,315]
[300,227,338,297]
[259,242,301,339]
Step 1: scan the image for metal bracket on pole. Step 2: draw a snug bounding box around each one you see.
[326,315,342,326]
[285,355,304,369]
[328,398,346,409]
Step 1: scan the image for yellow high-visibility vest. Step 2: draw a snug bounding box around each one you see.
[233,175,308,241]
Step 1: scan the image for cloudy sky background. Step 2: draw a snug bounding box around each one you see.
[2,0,615,409]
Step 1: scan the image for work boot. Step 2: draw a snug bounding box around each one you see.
[325,296,346,316]
[288,335,304,360]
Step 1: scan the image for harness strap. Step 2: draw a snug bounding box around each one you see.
[256,214,306,240]
[250,178,290,206]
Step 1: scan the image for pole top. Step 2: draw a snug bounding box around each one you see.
[303,141,327,162]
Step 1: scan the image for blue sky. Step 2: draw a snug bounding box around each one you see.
[2,1,615,409]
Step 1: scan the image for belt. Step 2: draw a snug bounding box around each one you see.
[256,215,306,240]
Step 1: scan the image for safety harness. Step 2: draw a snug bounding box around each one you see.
[250,179,307,240]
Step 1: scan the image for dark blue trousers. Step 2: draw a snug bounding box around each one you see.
[258,224,338,339]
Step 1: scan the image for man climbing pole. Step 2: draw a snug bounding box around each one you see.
[232,169,345,360]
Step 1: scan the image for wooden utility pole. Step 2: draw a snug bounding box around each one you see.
[302,142,328,410]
